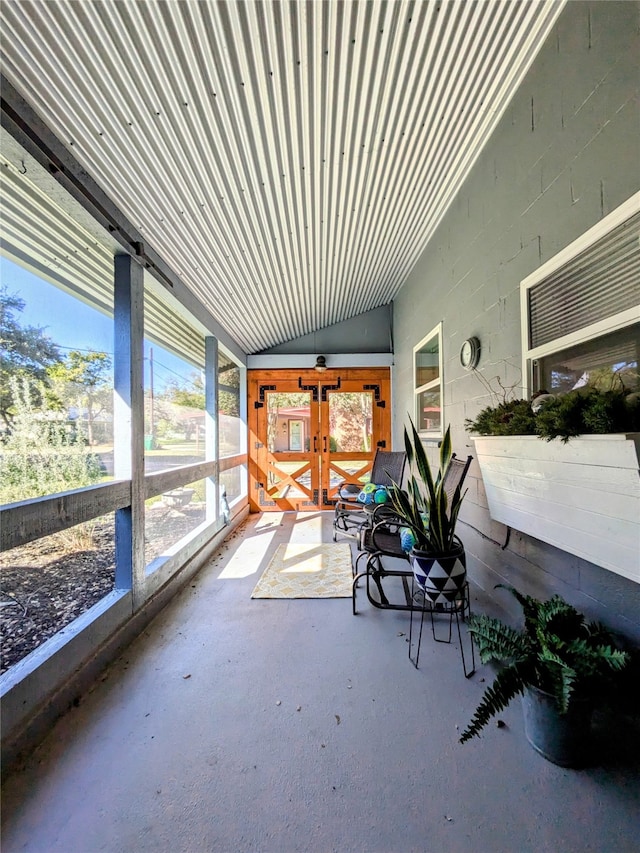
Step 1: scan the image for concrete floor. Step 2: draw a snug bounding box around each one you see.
[2,512,639,853]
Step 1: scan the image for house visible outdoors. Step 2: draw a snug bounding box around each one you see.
[1,0,639,848]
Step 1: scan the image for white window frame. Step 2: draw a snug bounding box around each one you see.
[413,322,443,436]
[520,192,640,397]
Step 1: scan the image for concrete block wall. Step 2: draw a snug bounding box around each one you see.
[392,1,640,642]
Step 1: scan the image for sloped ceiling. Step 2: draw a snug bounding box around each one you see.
[0,0,564,354]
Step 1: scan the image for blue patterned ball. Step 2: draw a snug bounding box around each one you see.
[400,527,416,552]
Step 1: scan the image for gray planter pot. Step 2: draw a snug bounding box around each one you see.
[522,684,592,768]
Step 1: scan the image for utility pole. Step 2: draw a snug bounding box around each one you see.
[149,346,155,443]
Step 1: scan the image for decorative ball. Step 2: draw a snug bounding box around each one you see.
[362,482,377,494]
[400,527,416,552]
[357,489,375,504]
[374,487,388,504]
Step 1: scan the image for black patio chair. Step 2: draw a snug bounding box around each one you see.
[352,505,409,613]
[332,449,406,542]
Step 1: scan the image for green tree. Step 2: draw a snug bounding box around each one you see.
[0,286,62,429]
[47,350,113,445]
[165,372,205,410]
[159,373,205,440]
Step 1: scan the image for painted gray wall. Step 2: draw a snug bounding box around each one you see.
[392,1,640,643]
[259,304,393,354]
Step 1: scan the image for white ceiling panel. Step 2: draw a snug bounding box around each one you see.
[0,0,564,354]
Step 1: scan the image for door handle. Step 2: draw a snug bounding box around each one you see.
[313,436,318,453]
[323,436,327,453]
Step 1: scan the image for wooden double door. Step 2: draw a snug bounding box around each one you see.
[248,368,391,511]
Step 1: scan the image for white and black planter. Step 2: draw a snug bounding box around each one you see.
[409,537,467,607]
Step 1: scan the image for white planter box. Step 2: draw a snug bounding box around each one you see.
[473,434,640,583]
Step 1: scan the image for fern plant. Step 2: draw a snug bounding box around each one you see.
[460,585,629,743]
[387,420,466,554]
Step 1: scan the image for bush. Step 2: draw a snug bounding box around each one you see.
[0,377,103,505]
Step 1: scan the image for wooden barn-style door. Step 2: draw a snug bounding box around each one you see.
[248,368,391,511]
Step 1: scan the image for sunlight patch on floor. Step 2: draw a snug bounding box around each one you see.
[279,543,333,573]
[217,515,282,579]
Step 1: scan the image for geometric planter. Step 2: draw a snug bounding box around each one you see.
[410,538,467,607]
[522,684,592,768]
[473,433,640,583]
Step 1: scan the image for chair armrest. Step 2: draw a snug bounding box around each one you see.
[370,513,410,557]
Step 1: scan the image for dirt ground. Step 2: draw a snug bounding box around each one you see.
[0,504,206,674]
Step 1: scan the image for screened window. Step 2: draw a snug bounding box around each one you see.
[218,351,242,457]
[414,323,442,434]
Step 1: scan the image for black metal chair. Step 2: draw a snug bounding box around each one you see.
[332,449,406,542]
[352,506,410,614]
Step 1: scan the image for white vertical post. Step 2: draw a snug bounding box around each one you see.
[239,363,248,500]
[113,255,146,604]
[205,336,219,525]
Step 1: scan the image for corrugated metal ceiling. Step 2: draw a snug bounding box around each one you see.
[0,0,564,354]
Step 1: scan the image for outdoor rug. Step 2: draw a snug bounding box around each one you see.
[251,542,353,599]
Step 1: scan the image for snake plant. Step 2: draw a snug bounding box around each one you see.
[460,585,629,743]
[387,419,466,554]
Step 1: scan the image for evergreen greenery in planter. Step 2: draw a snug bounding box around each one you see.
[460,585,629,750]
[465,386,640,442]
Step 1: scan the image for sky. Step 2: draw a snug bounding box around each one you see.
[1,256,195,392]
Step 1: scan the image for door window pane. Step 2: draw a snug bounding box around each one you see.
[266,460,312,499]
[328,392,373,452]
[266,393,310,453]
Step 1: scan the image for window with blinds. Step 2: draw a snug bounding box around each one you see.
[528,210,640,350]
[522,195,640,395]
